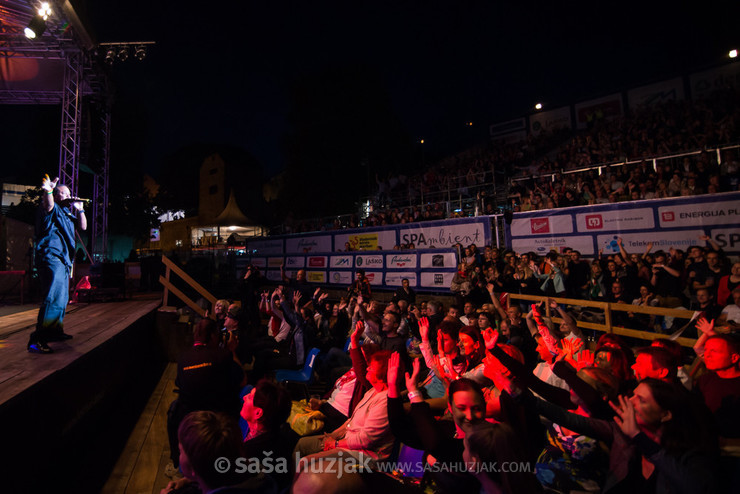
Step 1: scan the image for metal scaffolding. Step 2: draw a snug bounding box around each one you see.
[1,0,110,259]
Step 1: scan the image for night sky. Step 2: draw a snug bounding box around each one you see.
[2,0,739,185]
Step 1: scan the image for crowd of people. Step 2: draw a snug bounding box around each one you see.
[159,234,740,493]
[349,87,740,228]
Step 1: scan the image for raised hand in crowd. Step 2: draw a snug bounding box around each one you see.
[418,316,430,342]
[482,327,500,351]
[610,395,640,438]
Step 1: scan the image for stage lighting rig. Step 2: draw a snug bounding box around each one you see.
[98,41,155,66]
[24,2,52,39]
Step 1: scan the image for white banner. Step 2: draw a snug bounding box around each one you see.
[597,231,704,255]
[420,272,455,289]
[628,78,684,108]
[386,253,418,269]
[658,200,740,227]
[575,93,623,129]
[355,255,384,269]
[530,106,571,136]
[512,235,595,256]
[285,235,332,254]
[398,222,486,248]
[690,64,740,100]
[285,256,305,268]
[248,239,284,255]
[708,228,740,251]
[307,256,328,268]
[330,255,353,268]
[575,208,654,232]
[420,252,458,269]
[329,271,353,285]
[364,271,384,286]
[248,258,266,268]
[265,270,282,282]
[384,272,418,287]
[510,215,573,236]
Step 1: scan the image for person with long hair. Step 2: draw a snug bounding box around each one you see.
[522,378,718,493]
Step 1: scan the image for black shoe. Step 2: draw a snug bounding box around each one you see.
[28,341,54,354]
[48,332,73,342]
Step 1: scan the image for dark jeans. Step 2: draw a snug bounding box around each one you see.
[30,256,69,343]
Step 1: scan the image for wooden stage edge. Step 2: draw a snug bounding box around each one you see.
[0,296,168,494]
[0,297,163,407]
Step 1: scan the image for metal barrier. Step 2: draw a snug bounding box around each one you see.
[507,293,698,348]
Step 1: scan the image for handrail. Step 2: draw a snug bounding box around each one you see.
[507,293,698,348]
[159,255,216,319]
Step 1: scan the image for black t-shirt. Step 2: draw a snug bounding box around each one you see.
[696,372,740,438]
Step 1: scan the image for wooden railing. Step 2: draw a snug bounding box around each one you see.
[507,293,698,348]
[159,255,216,319]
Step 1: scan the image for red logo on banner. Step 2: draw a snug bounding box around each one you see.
[530,218,550,234]
[308,257,326,267]
[585,214,603,229]
[661,211,675,222]
[366,273,376,283]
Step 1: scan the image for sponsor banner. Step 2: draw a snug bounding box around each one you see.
[306,271,326,283]
[576,208,654,232]
[330,255,353,268]
[492,130,527,145]
[355,255,384,269]
[285,256,305,268]
[512,236,595,256]
[249,258,267,268]
[420,272,455,289]
[267,257,284,268]
[335,231,397,251]
[384,272,418,287]
[285,235,332,253]
[489,117,526,137]
[690,64,740,100]
[510,215,573,236]
[329,271,353,285]
[597,231,704,255]
[710,228,740,251]
[398,221,486,248]
[420,252,458,269]
[529,106,572,136]
[265,270,282,282]
[247,239,284,255]
[658,200,740,227]
[307,256,328,268]
[575,93,623,129]
[364,271,384,286]
[628,78,684,108]
[386,253,418,269]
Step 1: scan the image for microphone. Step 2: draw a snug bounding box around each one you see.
[68,197,92,203]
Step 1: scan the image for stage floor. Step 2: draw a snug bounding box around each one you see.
[0,296,162,407]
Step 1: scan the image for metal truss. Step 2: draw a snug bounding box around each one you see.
[58,49,82,195]
[92,109,110,261]
[1,1,111,259]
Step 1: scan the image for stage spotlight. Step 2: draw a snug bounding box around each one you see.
[534,102,543,110]
[134,45,146,61]
[104,48,116,64]
[117,46,129,61]
[730,49,738,59]
[24,15,46,39]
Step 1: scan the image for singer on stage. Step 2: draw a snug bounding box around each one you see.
[27,175,86,354]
